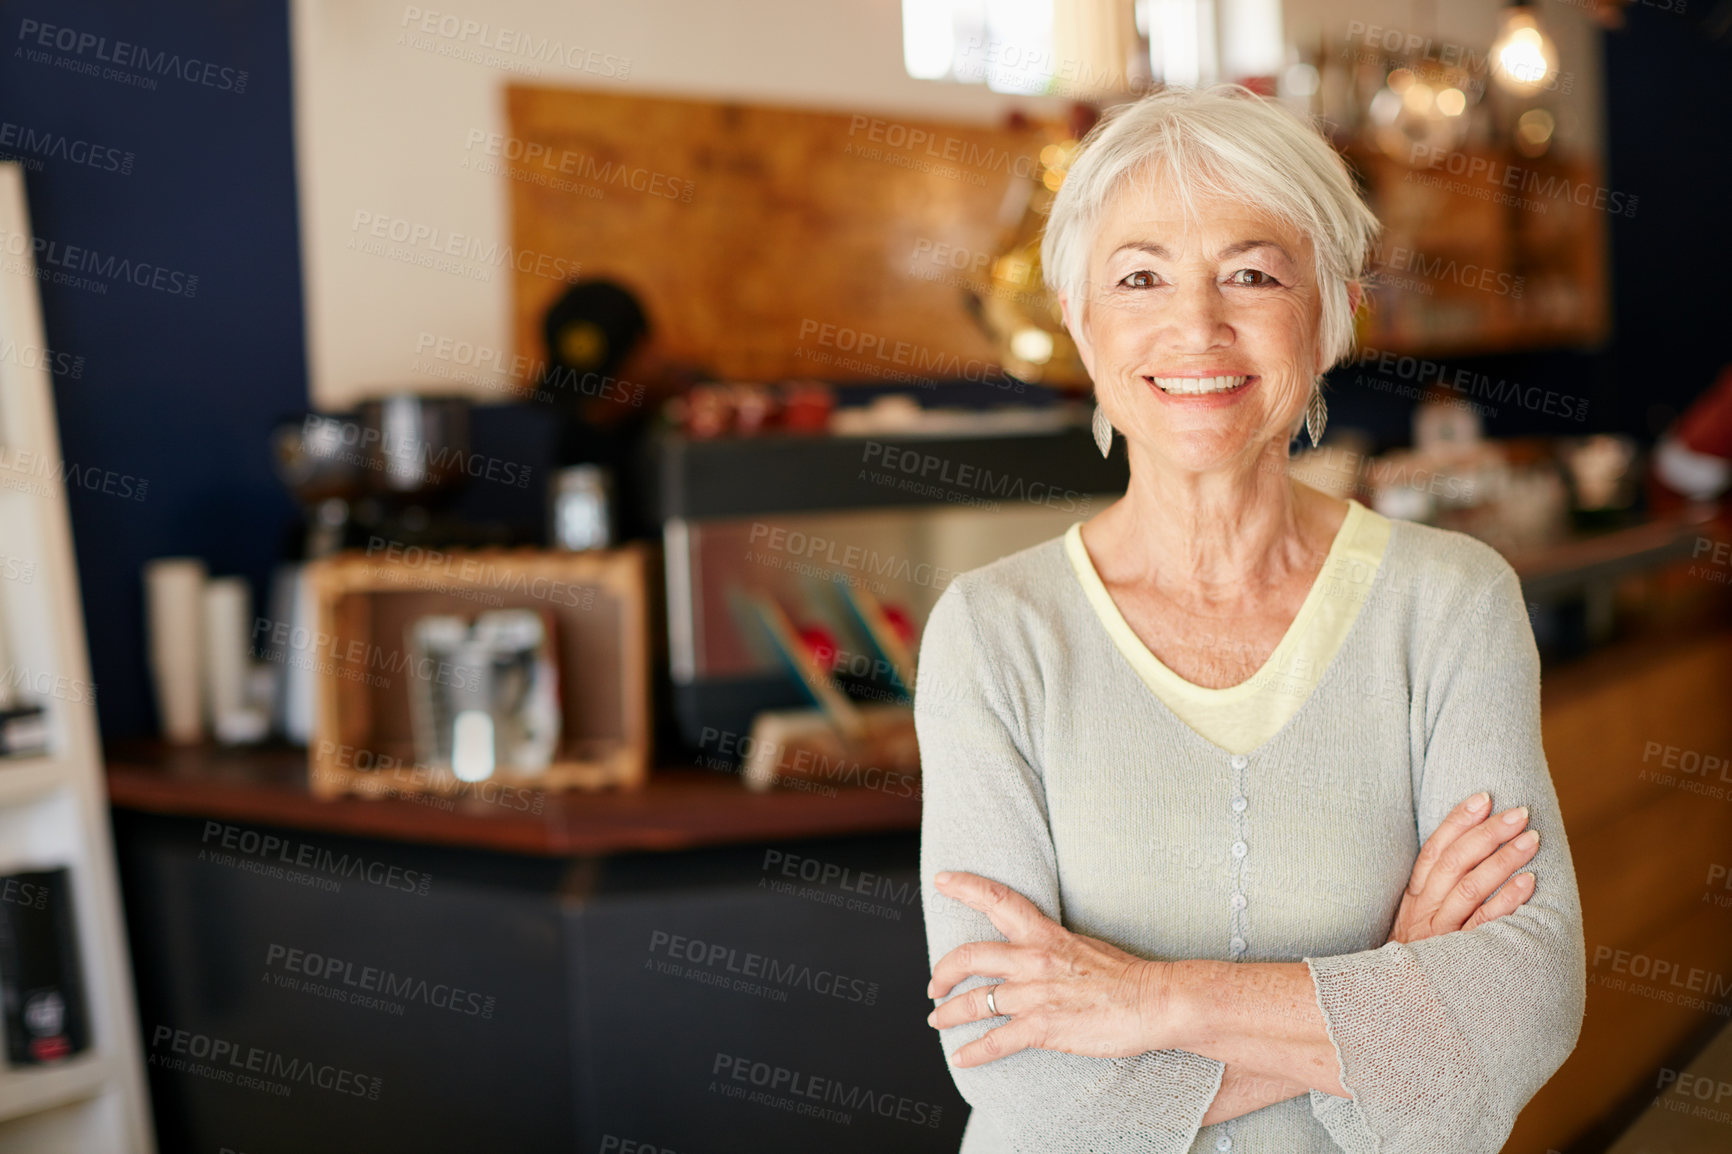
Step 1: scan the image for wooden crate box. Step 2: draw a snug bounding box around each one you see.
[305,545,650,798]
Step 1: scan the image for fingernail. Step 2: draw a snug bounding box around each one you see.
[1502,806,1529,826]
[1515,830,1539,850]
[926,1011,936,1027]
[1469,792,1490,812]
[1517,872,1535,887]
[935,872,954,885]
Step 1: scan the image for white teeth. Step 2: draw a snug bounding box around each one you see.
[1150,375,1249,395]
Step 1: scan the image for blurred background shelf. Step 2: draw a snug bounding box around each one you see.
[0,163,154,1152]
[0,1051,116,1125]
[0,759,66,809]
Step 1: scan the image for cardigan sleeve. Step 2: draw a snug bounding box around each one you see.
[1303,562,1587,1153]
[916,579,1227,1154]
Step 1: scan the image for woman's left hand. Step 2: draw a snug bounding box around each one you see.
[926,871,1173,1067]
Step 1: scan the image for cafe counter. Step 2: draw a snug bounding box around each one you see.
[104,520,1732,1154]
[105,745,942,1153]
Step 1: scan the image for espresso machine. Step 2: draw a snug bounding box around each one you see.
[652,414,1128,755]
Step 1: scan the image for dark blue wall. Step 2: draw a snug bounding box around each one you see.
[1,1,1728,740]
[1599,2,1732,437]
[0,1,304,738]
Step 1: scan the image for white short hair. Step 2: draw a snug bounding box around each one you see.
[1041,84,1381,374]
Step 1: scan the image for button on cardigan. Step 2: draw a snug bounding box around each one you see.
[916,515,1586,1153]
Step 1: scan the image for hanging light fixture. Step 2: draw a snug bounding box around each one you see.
[1489,1,1559,97]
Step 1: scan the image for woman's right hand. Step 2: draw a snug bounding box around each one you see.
[1387,791,1540,945]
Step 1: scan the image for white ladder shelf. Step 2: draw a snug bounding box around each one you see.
[0,160,155,1153]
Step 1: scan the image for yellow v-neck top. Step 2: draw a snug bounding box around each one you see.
[1062,499,1392,755]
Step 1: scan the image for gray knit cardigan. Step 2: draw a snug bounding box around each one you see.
[916,517,1586,1153]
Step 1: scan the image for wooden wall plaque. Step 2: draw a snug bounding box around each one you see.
[502,84,1061,383]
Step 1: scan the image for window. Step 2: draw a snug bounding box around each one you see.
[902,0,1285,94]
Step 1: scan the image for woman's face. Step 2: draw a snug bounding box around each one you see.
[1064,167,1330,475]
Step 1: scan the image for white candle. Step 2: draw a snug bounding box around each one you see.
[202,577,251,739]
[143,558,207,744]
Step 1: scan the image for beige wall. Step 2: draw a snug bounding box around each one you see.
[292,0,1603,410]
[290,0,1066,409]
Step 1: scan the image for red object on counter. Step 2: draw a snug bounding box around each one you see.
[879,603,916,647]
[778,381,835,434]
[672,380,835,438]
[682,384,734,439]
[1675,365,1732,460]
[1650,363,1732,514]
[796,625,838,670]
[729,383,781,435]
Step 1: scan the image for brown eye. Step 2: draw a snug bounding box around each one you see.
[1120,270,1159,288]
[1230,269,1277,286]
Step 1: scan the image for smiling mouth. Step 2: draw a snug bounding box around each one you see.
[1147,374,1254,396]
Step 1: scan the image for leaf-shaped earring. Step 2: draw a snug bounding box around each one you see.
[1305,388,1328,449]
[1092,403,1113,459]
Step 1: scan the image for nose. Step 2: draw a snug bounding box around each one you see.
[1163,280,1233,353]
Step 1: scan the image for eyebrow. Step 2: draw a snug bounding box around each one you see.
[1108,239,1294,262]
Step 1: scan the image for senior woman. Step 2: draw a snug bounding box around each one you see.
[916,85,1585,1153]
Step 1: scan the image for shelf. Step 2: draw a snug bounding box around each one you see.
[0,1051,115,1124]
[0,756,69,808]
[0,453,55,501]
[0,162,154,1151]
[652,425,1127,519]
[1344,143,1610,357]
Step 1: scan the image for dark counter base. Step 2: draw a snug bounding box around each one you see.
[113,810,964,1154]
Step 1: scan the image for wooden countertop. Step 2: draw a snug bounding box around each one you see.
[108,608,1729,860]
[105,743,920,858]
[1504,510,1721,599]
[102,511,1730,860]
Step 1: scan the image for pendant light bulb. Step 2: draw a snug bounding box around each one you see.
[1490,4,1558,97]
